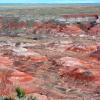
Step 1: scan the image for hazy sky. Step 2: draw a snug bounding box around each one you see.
[0,0,100,3]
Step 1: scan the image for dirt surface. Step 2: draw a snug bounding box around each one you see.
[0,5,100,99]
[0,31,99,99]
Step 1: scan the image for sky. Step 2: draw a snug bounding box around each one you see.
[0,0,100,3]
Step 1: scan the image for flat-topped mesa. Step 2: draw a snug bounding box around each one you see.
[60,14,100,23]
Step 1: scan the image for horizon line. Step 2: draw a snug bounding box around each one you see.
[0,2,100,4]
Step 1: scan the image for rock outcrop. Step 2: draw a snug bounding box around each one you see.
[0,14,100,36]
[88,24,100,35]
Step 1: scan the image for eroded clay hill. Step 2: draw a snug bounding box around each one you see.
[0,14,99,100]
[0,14,100,36]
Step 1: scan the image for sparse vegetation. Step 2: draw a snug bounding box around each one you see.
[16,87,25,98]
[30,96,36,100]
[0,87,36,100]
[4,97,14,100]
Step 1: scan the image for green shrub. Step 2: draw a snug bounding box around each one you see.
[16,87,25,98]
[0,87,36,100]
[30,96,36,100]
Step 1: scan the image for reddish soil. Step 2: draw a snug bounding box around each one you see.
[0,14,99,99]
